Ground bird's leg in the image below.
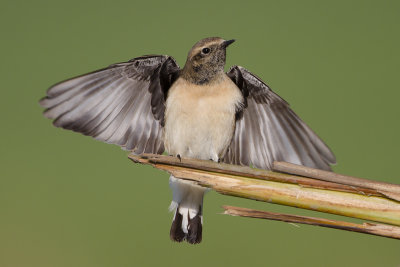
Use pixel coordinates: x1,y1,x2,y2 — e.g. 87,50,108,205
177,154,182,162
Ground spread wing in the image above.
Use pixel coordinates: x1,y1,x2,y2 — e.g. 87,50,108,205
40,55,180,154
224,66,336,171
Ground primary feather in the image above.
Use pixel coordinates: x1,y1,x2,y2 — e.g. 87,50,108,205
40,55,180,153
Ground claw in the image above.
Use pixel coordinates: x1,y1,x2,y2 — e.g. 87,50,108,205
209,157,220,163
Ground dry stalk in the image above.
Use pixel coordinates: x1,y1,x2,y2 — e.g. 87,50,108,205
129,153,400,239
223,206,400,239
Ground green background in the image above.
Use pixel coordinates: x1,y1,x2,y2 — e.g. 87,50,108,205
1,0,399,266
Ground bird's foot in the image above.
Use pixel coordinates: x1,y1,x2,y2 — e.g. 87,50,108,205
209,154,220,163
177,154,182,162
209,158,220,163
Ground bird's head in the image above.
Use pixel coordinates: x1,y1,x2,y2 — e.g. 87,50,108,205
182,37,235,85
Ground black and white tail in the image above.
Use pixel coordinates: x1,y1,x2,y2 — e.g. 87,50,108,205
169,176,206,244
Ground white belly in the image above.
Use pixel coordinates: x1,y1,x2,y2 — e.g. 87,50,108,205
163,76,243,161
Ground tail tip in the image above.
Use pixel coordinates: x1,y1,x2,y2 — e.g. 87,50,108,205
186,214,202,244
170,208,203,244
170,211,186,242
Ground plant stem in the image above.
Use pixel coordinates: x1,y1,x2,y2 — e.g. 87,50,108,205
223,206,400,240
129,154,400,227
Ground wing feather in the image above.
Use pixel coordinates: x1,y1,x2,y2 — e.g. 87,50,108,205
40,55,180,153
225,66,335,171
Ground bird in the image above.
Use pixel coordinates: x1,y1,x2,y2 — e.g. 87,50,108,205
40,37,336,244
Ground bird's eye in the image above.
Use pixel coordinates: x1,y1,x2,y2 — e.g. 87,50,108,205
202,47,211,54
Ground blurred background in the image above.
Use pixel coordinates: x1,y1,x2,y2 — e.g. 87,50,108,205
1,0,399,266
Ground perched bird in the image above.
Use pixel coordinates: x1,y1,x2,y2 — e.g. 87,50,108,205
40,37,336,244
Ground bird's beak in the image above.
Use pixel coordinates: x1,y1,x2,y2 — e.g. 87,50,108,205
221,39,236,48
